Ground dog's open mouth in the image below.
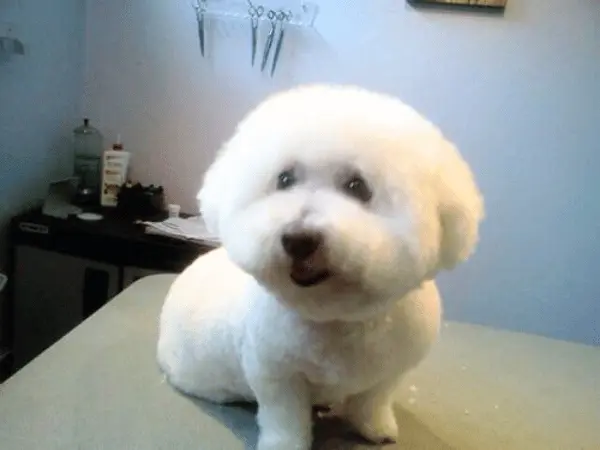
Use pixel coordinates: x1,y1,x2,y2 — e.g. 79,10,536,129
290,261,332,287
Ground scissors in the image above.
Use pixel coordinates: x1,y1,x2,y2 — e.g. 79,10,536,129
194,0,207,57
249,4,264,66
270,11,292,77
261,10,278,72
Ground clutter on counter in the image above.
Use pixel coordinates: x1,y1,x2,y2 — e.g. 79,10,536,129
116,182,165,219
60,119,208,243
42,177,166,222
138,215,220,247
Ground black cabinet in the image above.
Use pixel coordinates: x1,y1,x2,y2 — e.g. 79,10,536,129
13,247,120,368
5,208,214,373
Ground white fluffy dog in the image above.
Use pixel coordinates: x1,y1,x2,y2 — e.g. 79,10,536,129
157,84,484,450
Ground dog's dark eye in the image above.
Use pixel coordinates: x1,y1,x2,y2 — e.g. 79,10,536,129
343,174,372,203
277,169,296,190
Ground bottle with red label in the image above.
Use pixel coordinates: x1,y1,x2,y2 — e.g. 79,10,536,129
101,134,131,207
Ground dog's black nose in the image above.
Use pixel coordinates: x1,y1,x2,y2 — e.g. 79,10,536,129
281,232,323,260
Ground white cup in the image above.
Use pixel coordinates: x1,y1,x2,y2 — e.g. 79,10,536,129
167,204,181,218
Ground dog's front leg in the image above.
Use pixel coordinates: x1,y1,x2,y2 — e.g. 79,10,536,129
250,374,312,450
343,378,400,444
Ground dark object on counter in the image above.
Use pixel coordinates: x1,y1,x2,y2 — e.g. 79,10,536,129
116,182,165,219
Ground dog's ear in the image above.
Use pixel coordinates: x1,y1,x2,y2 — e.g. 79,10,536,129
436,142,484,270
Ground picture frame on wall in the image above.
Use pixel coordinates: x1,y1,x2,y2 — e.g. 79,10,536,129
407,0,507,10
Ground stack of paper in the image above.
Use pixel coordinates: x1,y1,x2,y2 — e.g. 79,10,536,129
140,216,220,246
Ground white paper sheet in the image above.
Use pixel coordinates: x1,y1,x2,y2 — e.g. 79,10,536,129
140,216,220,246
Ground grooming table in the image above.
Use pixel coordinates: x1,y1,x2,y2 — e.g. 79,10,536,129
1,274,598,449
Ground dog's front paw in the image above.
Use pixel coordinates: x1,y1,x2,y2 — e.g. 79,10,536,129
257,433,310,450
347,404,398,445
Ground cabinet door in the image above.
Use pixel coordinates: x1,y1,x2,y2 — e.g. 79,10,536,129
13,246,119,370
122,266,174,290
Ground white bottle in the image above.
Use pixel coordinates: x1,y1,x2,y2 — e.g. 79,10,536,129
100,135,131,207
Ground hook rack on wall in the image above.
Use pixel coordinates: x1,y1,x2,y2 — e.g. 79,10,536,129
192,0,319,77
194,0,319,29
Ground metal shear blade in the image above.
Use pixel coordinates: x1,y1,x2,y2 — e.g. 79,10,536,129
271,28,285,76
261,10,277,72
270,12,290,77
249,5,264,66
251,22,257,66
196,1,206,57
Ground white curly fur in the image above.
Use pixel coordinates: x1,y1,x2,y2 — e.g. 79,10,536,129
157,84,484,450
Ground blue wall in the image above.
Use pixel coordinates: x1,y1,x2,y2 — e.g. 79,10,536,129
0,0,86,337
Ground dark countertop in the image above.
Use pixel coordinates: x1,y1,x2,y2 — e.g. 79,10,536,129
10,207,217,272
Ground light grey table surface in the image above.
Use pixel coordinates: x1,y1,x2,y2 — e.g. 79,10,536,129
0,274,598,450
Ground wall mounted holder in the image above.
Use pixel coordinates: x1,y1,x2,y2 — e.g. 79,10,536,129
192,0,319,77
0,23,24,56
194,0,319,29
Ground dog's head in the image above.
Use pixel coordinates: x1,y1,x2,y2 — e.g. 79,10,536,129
198,85,484,322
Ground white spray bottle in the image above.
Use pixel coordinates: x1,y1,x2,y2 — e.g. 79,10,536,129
100,134,131,207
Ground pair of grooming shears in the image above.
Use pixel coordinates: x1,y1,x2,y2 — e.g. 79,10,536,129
195,0,207,57
249,4,265,66
261,10,292,77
